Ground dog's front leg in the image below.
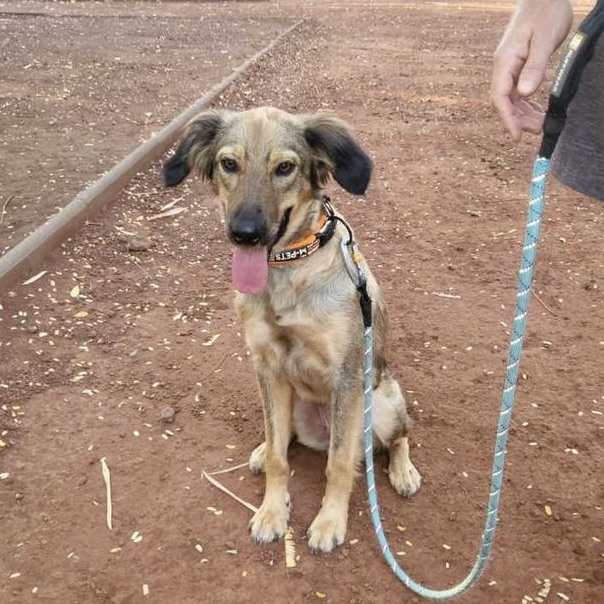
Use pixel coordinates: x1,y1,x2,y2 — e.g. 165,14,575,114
249,371,293,544
307,384,363,553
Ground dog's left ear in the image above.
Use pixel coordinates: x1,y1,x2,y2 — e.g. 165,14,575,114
303,113,373,195
164,111,224,187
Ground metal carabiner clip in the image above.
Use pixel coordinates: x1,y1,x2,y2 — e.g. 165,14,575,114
340,237,366,289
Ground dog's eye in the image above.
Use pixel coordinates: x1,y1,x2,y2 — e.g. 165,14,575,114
275,161,296,177
220,158,238,173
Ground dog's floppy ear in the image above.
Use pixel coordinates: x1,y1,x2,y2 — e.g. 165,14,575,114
164,111,224,187
303,113,373,195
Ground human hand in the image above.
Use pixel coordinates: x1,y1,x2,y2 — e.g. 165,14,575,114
491,0,573,141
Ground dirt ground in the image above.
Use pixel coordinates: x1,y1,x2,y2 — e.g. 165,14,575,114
1,1,602,603
0,0,296,254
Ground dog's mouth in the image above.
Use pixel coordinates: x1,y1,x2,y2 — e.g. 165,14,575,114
230,208,292,295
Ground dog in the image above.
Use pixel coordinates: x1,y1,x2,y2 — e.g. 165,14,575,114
164,107,421,553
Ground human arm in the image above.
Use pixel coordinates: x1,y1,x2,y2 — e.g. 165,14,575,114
491,0,574,140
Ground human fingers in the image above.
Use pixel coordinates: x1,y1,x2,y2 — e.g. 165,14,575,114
516,40,554,97
513,98,545,135
491,54,525,141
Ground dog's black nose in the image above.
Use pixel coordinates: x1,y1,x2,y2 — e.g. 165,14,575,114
228,205,267,246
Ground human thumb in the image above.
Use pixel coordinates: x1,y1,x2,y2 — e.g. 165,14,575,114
517,61,547,96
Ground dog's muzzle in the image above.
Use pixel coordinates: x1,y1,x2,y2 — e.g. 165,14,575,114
228,204,268,246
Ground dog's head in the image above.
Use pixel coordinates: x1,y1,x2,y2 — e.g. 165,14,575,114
163,107,372,294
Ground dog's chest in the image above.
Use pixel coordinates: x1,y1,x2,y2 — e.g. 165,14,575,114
276,317,335,396
240,302,349,401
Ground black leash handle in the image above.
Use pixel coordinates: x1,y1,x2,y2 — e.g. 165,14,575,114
539,0,604,158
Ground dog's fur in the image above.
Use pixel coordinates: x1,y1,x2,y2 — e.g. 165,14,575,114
164,107,421,553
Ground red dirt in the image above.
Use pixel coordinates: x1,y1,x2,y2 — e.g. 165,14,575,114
1,2,602,604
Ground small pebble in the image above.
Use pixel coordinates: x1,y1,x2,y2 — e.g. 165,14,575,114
160,406,176,423
128,238,153,252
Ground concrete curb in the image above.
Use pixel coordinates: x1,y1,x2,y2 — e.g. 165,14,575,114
0,18,305,292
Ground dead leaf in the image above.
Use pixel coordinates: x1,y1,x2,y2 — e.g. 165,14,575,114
22,270,48,285
202,334,220,347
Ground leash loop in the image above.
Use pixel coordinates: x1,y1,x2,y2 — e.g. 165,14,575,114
360,156,549,599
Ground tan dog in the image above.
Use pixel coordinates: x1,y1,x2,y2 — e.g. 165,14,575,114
164,107,421,553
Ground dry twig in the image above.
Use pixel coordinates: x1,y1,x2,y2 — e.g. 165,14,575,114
100,457,113,530
0,194,13,226
199,352,229,383
209,461,249,476
202,469,258,513
532,290,557,316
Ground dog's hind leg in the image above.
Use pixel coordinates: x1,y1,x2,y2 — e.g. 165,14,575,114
249,441,267,474
372,372,422,497
387,433,422,497
249,373,294,544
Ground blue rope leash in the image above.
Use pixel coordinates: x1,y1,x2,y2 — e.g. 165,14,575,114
362,156,550,599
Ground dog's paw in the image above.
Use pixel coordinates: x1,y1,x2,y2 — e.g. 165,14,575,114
248,442,266,475
389,461,422,497
307,506,347,553
249,494,290,544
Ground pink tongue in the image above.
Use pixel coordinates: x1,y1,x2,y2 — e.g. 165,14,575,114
231,246,269,294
